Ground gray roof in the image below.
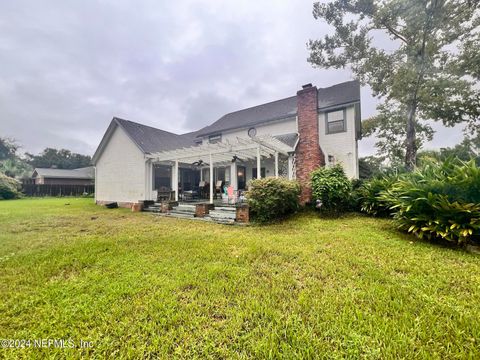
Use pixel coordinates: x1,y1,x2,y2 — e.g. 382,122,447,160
195,80,360,137
115,118,198,153
274,133,298,148
92,80,359,163
33,166,94,179
92,117,199,163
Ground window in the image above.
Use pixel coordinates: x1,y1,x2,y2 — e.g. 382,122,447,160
209,134,222,144
252,168,266,179
326,109,346,134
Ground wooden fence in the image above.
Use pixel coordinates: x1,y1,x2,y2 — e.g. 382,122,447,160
22,184,95,197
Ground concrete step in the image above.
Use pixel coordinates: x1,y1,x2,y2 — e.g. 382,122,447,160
213,206,236,212
209,211,236,220
165,212,195,219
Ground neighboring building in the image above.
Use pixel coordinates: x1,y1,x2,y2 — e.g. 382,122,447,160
31,167,95,185
93,80,361,207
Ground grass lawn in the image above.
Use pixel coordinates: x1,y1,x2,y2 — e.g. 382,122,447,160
0,198,479,359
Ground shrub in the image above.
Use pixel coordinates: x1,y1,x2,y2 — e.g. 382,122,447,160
0,172,21,200
311,165,352,212
381,159,480,245
247,178,300,223
357,175,399,217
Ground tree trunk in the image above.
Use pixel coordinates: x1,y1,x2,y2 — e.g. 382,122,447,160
405,100,417,171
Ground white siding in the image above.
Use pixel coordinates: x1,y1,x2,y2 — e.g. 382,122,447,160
319,105,359,178
95,126,146,203
200,118,297,144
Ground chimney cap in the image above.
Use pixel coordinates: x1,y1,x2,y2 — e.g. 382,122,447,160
302,83,313,89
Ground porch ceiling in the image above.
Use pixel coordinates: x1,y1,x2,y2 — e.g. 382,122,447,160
146,135,295,164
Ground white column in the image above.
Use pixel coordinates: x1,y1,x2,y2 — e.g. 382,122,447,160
200,168,203,182
274,152,279,178
145,160,152,200
230,161,237,190
174,159,179,201
209,153,214,204
288,155,293,180
256,146,261,179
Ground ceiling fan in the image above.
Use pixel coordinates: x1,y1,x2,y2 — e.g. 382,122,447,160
192,160,209,166
231,155,243,163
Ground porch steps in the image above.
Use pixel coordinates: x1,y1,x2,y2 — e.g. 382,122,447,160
144,202,238,224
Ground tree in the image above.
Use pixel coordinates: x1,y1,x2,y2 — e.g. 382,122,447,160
0,137,19,161
26,148,92,169
309,0,480,170
358,155,384,179
362,101,434,166
0,137,31,179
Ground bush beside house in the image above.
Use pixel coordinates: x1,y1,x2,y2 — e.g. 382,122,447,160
311,165,352,213
247,178,300,223
0,172,21,200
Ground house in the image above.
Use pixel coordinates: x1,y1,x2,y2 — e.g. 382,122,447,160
31,167,95,185
92,80,361,207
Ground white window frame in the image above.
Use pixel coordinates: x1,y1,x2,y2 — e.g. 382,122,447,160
325,108,347,134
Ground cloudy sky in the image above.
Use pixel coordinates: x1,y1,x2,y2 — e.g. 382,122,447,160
0,0,464,157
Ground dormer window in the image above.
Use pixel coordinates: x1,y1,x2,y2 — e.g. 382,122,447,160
209,134,222,144
326,109,346,134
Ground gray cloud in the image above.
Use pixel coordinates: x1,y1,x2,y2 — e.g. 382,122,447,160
0,0,463,157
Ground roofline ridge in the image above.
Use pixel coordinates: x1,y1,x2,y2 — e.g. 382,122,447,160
114,117,183,137
220,95,297,118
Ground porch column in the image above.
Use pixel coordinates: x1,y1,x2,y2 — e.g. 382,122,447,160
274,152,279,179
209,153,214,204
230,161,237,190
174,159,179,201
145,160,153,200
288,155,293,180
257,145,261,179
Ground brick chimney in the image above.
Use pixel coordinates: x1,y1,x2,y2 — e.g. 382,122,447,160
295,83,325,205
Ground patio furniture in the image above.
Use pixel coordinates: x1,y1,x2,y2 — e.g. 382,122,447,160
157,187,175,202
214,180,223,199
182,190,198,201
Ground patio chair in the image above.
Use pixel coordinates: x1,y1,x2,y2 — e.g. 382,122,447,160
214,180,223,199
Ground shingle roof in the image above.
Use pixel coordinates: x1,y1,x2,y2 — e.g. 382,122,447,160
115,118,198,153
92,80,360,163
195,80,360,137
33,166,94,179
274,133,298,148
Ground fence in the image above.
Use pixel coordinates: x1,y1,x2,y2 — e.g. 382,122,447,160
22,184,95,197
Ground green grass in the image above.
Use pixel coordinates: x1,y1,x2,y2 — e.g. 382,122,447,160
0,198,479,359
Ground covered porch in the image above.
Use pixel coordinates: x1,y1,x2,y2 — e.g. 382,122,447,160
144,135,296,205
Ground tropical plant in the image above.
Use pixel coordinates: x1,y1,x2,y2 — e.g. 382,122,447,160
381,159,480,245
357,175,400,217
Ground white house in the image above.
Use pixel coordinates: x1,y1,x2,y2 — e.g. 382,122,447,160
92,80,361,207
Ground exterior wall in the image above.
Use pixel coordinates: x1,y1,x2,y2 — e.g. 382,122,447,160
41,178,94,185
200,117,297,144
95,126,146,204
319,105,359,179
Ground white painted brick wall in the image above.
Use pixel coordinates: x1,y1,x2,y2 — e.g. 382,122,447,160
95,126,146,203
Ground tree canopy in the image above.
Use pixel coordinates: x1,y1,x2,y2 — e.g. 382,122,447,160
309,0,480,169
26,148,92,170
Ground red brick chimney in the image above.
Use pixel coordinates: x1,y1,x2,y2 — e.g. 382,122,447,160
296,83,325,205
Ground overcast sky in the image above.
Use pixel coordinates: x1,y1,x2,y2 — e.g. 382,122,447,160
0,0,464,157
